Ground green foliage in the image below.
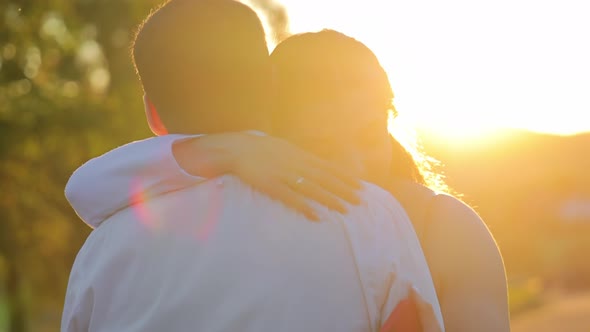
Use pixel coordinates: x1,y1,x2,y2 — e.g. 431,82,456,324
2,1,168,330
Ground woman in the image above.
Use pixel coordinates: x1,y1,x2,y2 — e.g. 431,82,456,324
173,30,510,331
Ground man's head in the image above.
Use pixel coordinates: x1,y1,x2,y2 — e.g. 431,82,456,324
132,0,272,135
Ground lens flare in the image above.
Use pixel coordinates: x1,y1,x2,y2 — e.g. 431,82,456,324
195,180,224,242
130,177,159,231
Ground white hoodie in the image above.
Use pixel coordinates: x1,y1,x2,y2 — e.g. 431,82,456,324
61,134,444,332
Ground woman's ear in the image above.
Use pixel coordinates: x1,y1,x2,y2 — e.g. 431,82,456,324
144,95,168,136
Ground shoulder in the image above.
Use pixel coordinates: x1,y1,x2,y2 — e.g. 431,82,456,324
430,194,483,225
427,193,500,257
425,194,506,293
84,134,200,167
359,182,418,229
65,134,203,228
385,179,436,236
428,194,495,246
425,197,510,330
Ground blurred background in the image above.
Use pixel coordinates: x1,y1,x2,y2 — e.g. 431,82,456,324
1,0,589,331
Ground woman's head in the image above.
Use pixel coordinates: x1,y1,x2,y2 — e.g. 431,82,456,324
271,30,394,119
270,29,436,188
270,30,394,184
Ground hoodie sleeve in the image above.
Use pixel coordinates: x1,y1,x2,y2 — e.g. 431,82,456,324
65,134,205,228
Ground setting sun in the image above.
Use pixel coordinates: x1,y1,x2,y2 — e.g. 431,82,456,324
273,0,590,140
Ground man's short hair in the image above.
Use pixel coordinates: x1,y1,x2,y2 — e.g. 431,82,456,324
132,0,271,134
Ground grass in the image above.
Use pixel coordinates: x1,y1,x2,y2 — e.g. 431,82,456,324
509,277,545,316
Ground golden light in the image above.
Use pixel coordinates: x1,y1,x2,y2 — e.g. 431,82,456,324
275,0,590,141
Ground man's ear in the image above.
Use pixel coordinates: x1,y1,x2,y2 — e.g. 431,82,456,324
144,95,168,136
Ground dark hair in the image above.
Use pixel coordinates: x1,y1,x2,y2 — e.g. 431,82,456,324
132,0,271,134
270,29,447,191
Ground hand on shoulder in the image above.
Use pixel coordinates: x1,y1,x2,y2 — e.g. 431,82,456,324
172,132,363,221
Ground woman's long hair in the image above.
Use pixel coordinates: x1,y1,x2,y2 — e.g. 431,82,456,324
270,29,448,193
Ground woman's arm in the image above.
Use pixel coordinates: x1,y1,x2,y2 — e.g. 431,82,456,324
172,132,362,220
66,133,362,227
424,195,510,331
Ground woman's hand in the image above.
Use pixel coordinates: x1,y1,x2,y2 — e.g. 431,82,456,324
173,132,362,221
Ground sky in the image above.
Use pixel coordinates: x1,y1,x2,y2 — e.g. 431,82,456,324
275,0,590,137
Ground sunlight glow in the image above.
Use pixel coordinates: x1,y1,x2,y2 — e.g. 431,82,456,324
277,0,590,140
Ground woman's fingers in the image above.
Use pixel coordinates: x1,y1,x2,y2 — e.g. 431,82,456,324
233,157,322,221
304,154,363,189
246,163,349,219
237,136,362,215
289,176,348,214
298,166,361,206
261,136,362,192
256,177,320,222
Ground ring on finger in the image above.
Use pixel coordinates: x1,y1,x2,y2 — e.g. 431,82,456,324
294,176,305,186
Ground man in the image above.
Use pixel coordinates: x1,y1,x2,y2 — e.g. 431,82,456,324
61,1,443,331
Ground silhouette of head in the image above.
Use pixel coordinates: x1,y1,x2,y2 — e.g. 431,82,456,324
132,0,272,135
270,29,396,184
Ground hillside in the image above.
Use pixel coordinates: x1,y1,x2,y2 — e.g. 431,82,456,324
416,129,590,284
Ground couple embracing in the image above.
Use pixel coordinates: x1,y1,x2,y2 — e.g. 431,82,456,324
61,0,509,331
